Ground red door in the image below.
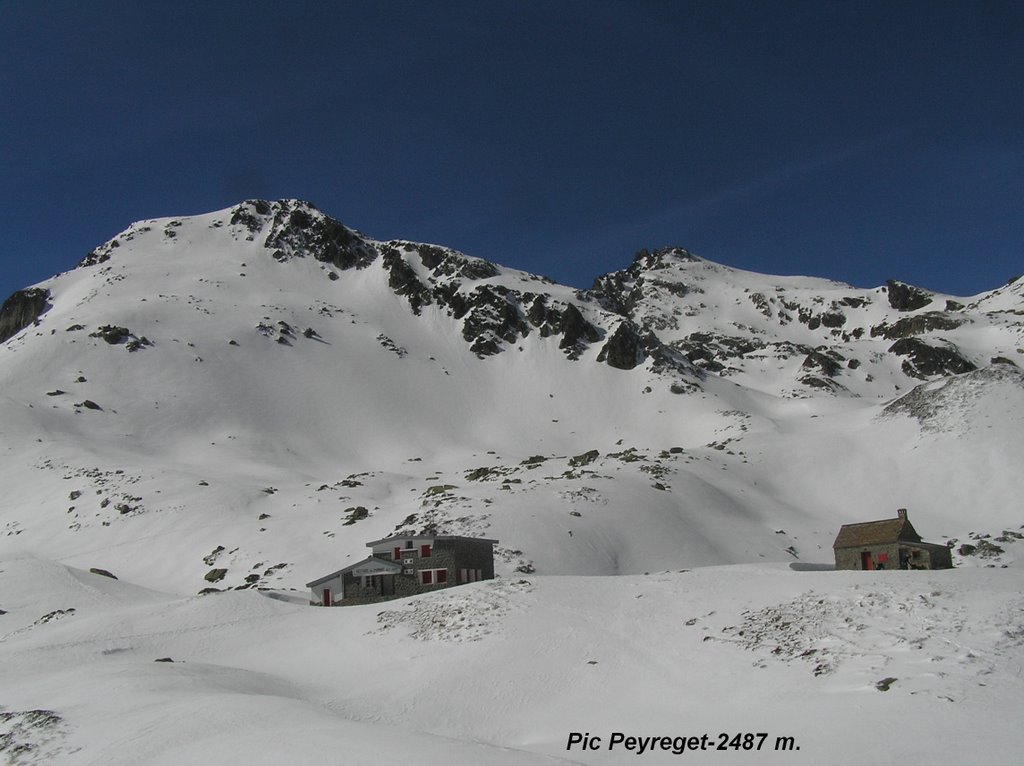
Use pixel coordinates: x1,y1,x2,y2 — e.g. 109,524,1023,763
322,588,331,606
860,552,874,571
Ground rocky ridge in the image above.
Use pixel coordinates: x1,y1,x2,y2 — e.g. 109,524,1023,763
61,200,1024,399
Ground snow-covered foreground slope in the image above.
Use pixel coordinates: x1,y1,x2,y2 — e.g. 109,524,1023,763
2,557,1022,765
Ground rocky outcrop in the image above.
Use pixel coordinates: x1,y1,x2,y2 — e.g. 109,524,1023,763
0,287,50,344
871,312,965,340
231,199,378,271
885,280,933,311
460,285,531,357
590,247,700,316
889,338,976,379
597,320,647,370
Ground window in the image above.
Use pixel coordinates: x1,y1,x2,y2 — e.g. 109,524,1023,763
419,568,447,586
420,544,432,558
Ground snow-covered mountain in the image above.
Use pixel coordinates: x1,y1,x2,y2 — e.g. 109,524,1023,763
2,198,1021,588
1,200,1022,764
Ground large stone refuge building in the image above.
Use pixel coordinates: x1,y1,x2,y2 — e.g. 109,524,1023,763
306,533,498,606
833,508,952,570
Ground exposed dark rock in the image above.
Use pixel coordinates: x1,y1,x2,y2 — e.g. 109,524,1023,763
342,506,370,525
461,285,530,357
799,375,840,391
992,356,1018,367
230,200,377,271
597,320,647,370
204,568,228,583
89,567,117,579
959,539,1004,558
558,303,601,354
230,199,271,231
465,467,501,481
89,325,131,344
76,400,102,411
801,350,843,378
885,280,933,311
79,248,112,267
381,245,432,314
870,312,965,340
589,248,700,317
269,202,377,270
569,449,600,467
404,241,500,280
590,247,698,315
889,338,977,379
819,311,847,328
0,287,50,344
672,332,770,377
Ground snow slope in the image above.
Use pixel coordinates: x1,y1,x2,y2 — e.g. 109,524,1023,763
2,558,1022,765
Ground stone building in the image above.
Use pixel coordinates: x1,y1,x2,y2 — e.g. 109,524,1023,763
833,508,952,570
306,534,498,606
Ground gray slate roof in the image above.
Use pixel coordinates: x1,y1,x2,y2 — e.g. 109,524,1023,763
833,513,922,549
305,555,402,588
364,533,499,548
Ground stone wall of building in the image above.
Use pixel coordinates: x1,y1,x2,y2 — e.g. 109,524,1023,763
835,542,900,570
339,538,496,603
835,541,952,570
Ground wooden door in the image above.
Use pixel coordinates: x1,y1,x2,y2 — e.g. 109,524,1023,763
860,552,874,571
322,588,331,606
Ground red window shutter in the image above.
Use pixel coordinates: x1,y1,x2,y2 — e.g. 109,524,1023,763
422,570,433,585
394,547,401,560
421,544,431,558
437,570,447,584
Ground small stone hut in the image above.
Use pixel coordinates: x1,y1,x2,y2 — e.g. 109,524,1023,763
833,509,952,570
306,533,497,606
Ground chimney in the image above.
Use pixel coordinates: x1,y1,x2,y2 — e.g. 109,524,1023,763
896,508,908,520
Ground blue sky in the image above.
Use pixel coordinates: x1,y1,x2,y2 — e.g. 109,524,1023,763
2,0,1021,304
